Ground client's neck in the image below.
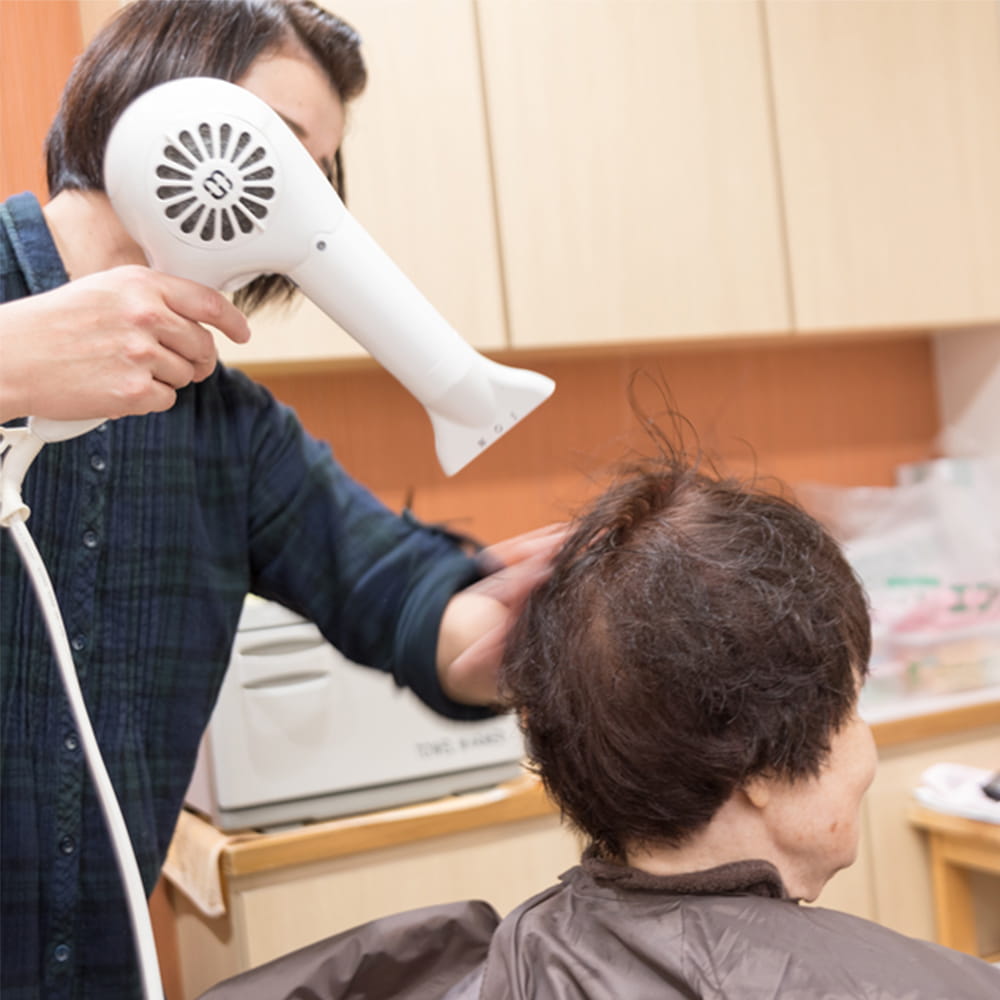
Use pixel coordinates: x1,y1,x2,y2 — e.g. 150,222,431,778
623,793,826,903
43,189,147,280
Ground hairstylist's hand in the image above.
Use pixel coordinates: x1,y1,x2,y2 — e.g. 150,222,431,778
0,265,251,424
436,523,567,706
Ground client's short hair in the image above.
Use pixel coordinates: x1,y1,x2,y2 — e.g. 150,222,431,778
501,433,871,858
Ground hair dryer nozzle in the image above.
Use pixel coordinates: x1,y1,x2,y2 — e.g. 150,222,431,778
427,360,554,476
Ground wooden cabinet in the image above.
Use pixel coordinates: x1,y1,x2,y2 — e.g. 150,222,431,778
765,0,1000,333
222,0,1000,365
219,0,506,367
865,721,1000,950
476,0,791,348
15,1,1000,368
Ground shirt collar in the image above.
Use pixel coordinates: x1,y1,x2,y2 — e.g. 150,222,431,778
1,192,70,298
577,844,789,899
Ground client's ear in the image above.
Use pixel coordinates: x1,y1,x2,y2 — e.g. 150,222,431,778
743,776,773,811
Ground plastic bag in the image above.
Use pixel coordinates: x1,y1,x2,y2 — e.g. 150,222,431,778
798,457,1000,708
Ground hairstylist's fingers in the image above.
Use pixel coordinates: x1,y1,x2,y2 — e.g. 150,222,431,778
158,273,252,346
464,547,556,607
476,522,568,574
147,342,204,391
145,315,219,384
143,381,179,414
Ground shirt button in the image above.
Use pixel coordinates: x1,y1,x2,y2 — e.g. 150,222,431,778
54,943,71,963
71,634,87,652
82,530,99,549
59,836,76,855
90,454,107,472
64,733,79,752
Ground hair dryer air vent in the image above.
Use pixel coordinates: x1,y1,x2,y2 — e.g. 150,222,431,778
154,118,277,247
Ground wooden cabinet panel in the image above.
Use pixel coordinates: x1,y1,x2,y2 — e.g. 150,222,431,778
867,726,1000,945
476,0,791,348
766,0,1000,333
221,0,506,367
233,817,581,970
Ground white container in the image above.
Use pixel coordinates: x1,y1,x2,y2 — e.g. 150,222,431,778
187,598,524,830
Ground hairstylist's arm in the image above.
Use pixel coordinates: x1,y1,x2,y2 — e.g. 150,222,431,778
436,523,566,705
0,265,251,423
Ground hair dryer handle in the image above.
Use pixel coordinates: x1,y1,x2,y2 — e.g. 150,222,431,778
0,418,104,526
29,417,106,443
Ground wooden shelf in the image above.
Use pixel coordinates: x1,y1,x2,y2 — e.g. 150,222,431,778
220,773,557,878
871,698,1000,749
908,802,1000,959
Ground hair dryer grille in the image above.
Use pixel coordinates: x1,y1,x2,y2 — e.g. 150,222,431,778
153,119,277,246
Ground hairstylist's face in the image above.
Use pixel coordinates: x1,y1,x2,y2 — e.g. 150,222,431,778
236,41,346,183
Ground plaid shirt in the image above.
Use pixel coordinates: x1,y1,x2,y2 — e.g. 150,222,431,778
1,193,485,999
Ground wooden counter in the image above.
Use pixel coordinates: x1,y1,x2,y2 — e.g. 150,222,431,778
219,772,555,880
868,690,1000,749
908,803,1000,961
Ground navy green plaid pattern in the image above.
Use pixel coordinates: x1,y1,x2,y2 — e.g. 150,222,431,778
1,193,485,998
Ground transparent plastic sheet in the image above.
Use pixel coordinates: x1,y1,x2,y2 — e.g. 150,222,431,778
798,457,1000,709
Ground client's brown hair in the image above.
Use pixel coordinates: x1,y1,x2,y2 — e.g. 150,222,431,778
501,423,871,858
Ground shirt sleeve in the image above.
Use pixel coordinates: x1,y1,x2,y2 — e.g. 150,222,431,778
231,369,494,720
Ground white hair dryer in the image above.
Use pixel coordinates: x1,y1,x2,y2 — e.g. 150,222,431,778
103,76,554,475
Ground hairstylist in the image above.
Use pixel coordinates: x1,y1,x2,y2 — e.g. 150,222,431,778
0,3,559,997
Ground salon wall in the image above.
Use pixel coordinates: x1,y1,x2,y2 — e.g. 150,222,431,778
254,334,939,544
934,325,1000,458
0,1,122,196
0,2,81,196
0,2,941,545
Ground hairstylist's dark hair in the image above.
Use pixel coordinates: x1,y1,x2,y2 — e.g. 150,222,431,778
501,415,871,859
45,0,366,313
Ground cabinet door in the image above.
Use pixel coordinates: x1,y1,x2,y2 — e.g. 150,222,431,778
221,0,505,368
476,0,790,348
766,0,1000,333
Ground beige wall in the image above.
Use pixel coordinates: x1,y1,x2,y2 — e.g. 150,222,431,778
934,327,1000,457
78,0,124,42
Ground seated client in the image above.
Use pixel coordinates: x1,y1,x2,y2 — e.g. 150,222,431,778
202,438,998,999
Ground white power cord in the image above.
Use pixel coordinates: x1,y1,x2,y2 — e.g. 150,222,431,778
0,420,165,1000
